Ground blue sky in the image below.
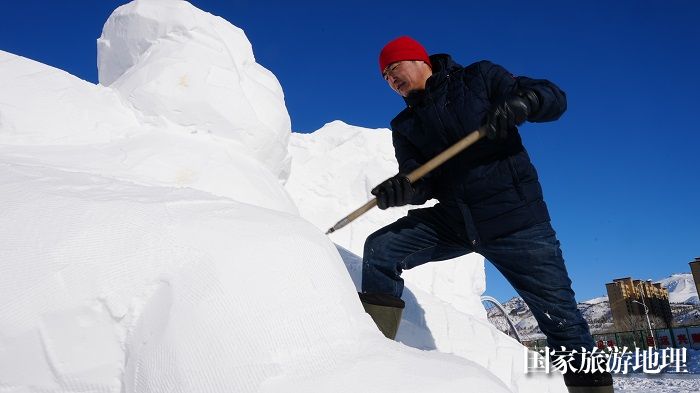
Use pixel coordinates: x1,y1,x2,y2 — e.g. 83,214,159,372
1,1,698,303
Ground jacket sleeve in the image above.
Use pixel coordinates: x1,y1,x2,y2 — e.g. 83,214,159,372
391,128,434,205
478,60,567,122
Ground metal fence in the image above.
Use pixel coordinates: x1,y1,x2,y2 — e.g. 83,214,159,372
523,325,700,350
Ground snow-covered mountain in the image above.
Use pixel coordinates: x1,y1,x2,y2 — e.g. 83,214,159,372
0,1,567,393
658,273,699,304
485,297,614,340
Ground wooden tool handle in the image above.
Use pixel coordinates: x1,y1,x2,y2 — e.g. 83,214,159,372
326,127,487,235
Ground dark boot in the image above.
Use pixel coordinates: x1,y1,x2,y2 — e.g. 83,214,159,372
564,370,614,393
358,292,405,340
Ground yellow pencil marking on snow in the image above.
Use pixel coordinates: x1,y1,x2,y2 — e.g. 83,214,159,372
175,169,196,184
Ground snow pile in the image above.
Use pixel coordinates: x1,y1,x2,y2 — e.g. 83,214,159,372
0,1,568,392
657,274,699,305
2,162,508,393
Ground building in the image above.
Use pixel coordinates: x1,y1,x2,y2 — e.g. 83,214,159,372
605,277,673,332
690,257,700,301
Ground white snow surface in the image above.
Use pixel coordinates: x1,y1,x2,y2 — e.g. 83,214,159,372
613,349,700,392
583,296,610,305
0,1,569,392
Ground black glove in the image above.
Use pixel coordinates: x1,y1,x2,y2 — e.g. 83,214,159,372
486,90,540,140
371,174,414,210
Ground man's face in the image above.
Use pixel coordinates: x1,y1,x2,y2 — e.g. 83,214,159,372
383,60,431,97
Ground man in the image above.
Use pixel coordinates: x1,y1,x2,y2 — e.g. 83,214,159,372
359,36,613,392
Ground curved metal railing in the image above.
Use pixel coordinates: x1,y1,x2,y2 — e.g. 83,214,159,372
481,295,523,343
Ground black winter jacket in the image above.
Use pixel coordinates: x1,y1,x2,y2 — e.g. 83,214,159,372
390,54,567,245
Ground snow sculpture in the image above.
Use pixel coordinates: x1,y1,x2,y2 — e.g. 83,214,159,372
0,1,566,392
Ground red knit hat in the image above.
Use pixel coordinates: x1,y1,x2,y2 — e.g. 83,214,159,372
379,36,431,74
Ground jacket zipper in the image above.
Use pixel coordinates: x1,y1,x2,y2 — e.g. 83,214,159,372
507,156,526,201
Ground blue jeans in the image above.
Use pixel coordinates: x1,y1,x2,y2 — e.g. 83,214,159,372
361,204,595,351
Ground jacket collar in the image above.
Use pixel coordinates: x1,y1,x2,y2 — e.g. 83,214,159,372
428,53,462,74
403,54,462,107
